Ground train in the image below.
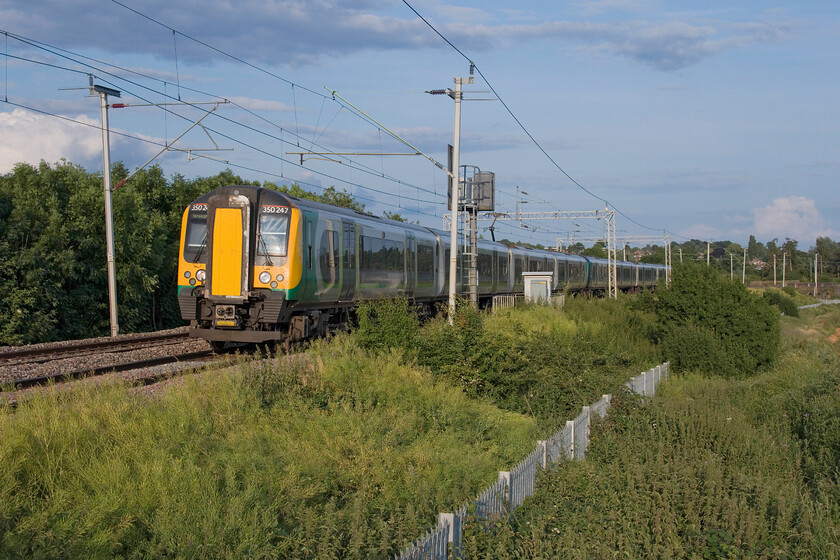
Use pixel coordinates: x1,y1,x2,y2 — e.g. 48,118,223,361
177,185,667,348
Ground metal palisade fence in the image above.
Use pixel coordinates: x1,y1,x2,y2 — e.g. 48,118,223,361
394,361,670,560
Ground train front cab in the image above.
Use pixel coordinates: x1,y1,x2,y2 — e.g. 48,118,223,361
177,186,301,344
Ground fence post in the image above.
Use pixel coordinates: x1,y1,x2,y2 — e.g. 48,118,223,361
574,406,590,460
537,440,547,469
498,471,511,506
564,420,574,459
438,512,462,559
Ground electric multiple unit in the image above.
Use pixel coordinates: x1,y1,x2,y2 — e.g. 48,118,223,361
177,185,667,347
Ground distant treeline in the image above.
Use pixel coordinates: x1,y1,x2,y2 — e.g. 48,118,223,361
0,161,357,345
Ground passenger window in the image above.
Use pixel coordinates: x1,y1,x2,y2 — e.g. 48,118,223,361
320,230,338,285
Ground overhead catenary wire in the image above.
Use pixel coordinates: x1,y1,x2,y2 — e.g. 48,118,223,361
2,32,449,218
400,0,671,237
1,31,444,201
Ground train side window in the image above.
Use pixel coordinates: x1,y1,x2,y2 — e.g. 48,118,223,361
478,253,492,278
320,230,338,285
498,254,508,280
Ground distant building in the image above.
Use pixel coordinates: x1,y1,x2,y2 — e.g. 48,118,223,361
751,258,767,270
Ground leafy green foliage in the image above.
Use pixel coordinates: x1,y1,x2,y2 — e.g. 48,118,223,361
358,298,659,433
762,288,800,317
461,309,840,558
643,262,781,377
354,297,420,354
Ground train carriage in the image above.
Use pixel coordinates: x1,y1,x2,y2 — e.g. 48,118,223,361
178,185,667,346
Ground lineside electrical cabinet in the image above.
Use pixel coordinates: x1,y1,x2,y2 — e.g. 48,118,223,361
522,272,553,304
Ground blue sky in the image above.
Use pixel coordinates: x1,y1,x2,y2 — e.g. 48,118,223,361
1,0,838,248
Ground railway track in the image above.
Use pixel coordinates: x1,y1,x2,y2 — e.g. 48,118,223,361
6,349,216,392
0,331,192,365
0,329,219,396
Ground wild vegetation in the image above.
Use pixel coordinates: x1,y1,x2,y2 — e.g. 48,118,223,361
461,304,840,559
0,337,536,558
356,296,660,433
0,293,667,558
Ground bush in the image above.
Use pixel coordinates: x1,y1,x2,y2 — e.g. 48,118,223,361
353,297,420,355
782,285,798,298
415,299,658,432
647,262,780,377
763,289,800,317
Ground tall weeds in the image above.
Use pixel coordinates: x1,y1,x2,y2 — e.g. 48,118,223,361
461,306,840,558
0,337,536,558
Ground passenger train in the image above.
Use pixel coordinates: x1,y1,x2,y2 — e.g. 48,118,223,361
177,185,667,348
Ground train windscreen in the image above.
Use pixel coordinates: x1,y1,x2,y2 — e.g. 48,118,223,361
183,203,208,263
257,209,290,258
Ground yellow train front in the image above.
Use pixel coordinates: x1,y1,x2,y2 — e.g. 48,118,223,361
176,185,444,348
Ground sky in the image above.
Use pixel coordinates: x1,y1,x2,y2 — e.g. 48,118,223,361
1,0,838,249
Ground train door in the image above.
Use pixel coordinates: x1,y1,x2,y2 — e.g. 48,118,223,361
207,196,250,301
406,232,416,296
340,221,357,301
302,214,316,300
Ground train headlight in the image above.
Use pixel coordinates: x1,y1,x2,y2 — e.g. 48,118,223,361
183,271,191,278
276,274,284,282
196,269,206,282
259,271,272,284
189,278,196,286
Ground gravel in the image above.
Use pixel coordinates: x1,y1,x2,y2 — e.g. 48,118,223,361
0,328,213,385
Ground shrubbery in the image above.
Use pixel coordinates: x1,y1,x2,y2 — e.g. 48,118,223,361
354,297,420,354
353,297,659,432
762,288,800,317
641,262,780,377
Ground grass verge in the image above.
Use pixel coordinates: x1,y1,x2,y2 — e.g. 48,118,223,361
461,305,840,559
0,336,536,558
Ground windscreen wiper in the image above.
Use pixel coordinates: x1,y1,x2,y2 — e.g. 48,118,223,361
193,233,207,263
258,235,274,266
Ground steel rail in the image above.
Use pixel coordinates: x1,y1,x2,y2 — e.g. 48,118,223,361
5,350,214,392
0,332,190,362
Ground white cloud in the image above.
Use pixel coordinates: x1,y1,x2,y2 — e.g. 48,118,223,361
752,196,839,243
0,108,162,174
0,108,103,173
1,1,791,72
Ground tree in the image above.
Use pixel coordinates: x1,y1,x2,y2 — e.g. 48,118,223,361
815,237,839,278
644,262,780,378
748,234,768,260
382,211,406,222
580,241,607,258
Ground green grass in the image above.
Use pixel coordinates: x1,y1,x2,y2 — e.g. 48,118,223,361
460,307,840,559
0,336,537,558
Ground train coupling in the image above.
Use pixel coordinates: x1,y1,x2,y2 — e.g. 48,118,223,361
213,304,240,328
